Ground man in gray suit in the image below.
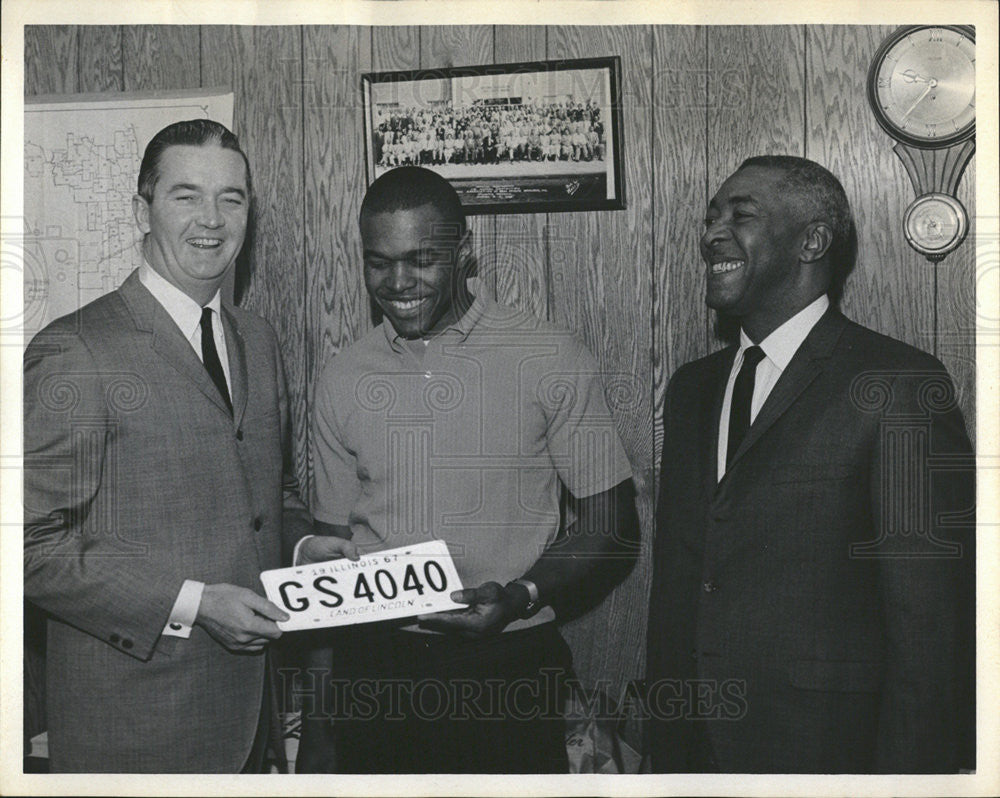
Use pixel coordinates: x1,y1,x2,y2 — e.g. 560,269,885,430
24,119,353,772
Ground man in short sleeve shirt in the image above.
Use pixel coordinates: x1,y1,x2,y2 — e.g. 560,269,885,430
297,166,639,774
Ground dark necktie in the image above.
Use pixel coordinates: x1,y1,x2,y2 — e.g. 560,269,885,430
726,345,765,469
200,307,232,414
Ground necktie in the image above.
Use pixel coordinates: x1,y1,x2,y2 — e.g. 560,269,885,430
200,307,232,414
727,345,765,469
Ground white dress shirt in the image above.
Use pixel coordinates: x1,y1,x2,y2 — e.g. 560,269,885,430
717,295,829,482
138,262,230,639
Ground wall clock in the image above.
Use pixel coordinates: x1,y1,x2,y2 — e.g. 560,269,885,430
867,25,976,262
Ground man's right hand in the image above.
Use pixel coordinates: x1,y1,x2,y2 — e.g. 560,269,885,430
194,583,290,652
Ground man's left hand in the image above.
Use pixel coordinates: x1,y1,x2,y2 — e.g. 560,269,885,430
416,581,522,638
297,535,360,565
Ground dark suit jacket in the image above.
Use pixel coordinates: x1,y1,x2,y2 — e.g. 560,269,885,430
24,271,313,772
646,309,975,773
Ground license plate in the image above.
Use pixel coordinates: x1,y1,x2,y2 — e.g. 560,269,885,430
259,539,465,631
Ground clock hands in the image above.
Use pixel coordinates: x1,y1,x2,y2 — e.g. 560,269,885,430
900,77,937,119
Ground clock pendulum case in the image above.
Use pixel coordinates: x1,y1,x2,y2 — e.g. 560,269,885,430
867,25,976,262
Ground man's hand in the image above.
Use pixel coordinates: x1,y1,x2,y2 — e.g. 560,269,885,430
194,583,289,652
416,581,522,638
297,535,360,565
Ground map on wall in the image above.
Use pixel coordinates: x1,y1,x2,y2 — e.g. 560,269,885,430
20,90,234,345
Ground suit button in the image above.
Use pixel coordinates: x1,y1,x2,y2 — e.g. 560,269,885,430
169,622,183,631
253,517,262,531
236,429,244,441
702,580,718,593
109,633,120,644
121,638,133,650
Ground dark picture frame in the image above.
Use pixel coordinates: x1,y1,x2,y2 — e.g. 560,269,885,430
361,56,625,214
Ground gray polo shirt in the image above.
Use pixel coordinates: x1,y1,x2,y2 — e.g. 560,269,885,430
311,294,632,630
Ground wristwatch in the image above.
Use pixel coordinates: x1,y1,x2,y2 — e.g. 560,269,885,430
506,578,541,619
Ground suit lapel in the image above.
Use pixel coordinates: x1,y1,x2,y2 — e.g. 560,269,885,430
704,347,737,497
118,271,235,421
221,306,249,429
725,308,848,472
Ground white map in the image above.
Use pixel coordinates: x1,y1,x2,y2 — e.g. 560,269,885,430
21,91,233,343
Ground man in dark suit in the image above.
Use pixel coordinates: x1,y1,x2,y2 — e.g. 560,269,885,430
24,119,353,772
645,155,975,773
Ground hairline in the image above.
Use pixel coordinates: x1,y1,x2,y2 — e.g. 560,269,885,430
359,200,468,241
140,141,252,205
735,162,835,229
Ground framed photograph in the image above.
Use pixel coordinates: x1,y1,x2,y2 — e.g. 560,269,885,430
362,56,625,214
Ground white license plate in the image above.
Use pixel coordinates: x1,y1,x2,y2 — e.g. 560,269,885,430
260,539,465,631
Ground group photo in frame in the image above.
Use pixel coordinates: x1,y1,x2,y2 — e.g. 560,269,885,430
362,56,625,214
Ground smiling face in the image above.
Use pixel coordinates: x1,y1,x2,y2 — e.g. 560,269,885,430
701,165,814,341
361,204,472,339
132,144,249,304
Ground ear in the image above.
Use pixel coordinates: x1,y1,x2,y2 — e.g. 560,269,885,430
800,221,833,264
132,194,151,235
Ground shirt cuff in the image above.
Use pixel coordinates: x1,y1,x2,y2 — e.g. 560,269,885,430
161,579,205,638
293,534,315,566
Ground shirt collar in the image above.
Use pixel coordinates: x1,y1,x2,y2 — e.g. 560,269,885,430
382,291,489,351
739,294,829,371
138,260,223,341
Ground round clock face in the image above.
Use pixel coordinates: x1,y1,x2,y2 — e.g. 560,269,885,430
868,25,976,148
903,193,968,258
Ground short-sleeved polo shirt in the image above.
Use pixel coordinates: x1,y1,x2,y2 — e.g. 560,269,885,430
311,294,632,629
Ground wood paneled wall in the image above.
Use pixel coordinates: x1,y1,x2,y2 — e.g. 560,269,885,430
24,25,977,711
